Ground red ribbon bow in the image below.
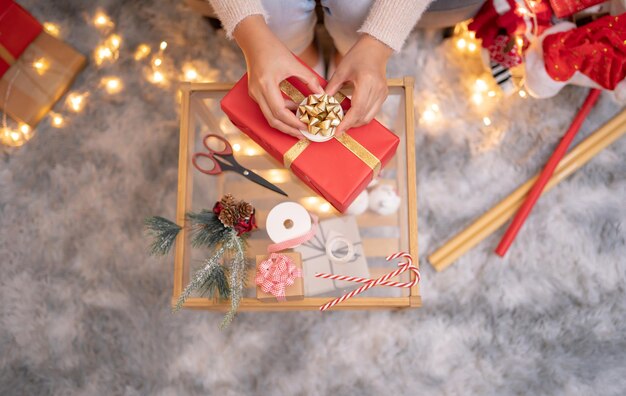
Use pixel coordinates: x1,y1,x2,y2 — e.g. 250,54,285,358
255,253,302,301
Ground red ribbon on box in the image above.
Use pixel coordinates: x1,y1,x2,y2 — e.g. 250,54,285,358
0,0,43,77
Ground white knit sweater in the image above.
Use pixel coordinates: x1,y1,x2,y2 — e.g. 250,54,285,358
209,0,433,52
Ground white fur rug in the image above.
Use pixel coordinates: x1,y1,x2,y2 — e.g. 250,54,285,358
1,1,625,395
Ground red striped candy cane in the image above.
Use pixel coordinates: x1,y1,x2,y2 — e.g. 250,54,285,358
315,252,420,311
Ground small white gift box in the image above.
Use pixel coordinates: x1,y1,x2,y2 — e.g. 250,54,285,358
295,216,370,296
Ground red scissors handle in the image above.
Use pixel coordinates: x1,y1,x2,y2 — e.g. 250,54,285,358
192,152,222,175
202,134,232,155
192,134,235,175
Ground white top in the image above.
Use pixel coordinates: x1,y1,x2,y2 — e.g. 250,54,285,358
208,0,433,52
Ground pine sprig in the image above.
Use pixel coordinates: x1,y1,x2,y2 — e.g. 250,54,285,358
187,210,229,249
197,264,230,300
144,216,182,255
221,234,247,329
173,232,236,311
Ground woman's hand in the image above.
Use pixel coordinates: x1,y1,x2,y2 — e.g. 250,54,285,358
234,16,324,137
325,35,392,136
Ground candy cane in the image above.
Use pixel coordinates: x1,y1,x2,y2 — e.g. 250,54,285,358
315,252,420,311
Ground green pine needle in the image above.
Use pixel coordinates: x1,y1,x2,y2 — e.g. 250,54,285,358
187,210,229,249
144,216,182,255
197,264,230,300
220,235,247,329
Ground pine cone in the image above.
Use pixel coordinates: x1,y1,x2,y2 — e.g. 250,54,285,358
220,194,236,208
235,201,253,219
218,206,236,227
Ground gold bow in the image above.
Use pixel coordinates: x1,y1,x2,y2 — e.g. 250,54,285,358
297,94,343,137
279,80,381,176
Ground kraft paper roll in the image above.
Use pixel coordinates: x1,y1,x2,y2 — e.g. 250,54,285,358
266,202,312,244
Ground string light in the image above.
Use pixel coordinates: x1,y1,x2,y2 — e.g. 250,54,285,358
483,117,492,126
468,42,477,52
19,124,30,134
66,92,88,112
159,41,168,51
319,203,332,213
43,22,61,37
232,143,241,152
94,34,121,65
244,147,258,156
488,90,497,97
519,89,527,98
149,71,164,84
471,93,484,105
456,38,467,50
475,79,488,92
421,103,440,124
266,169,289,184
93,11,113,29
108,34,121,49
1,128,24,147
32,58,49,75
153,58,162,67
50,112,65,128
134,44,151,61
183,64,198,81
100,76,123,94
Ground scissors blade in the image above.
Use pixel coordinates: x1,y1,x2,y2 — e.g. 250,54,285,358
237,168,288,197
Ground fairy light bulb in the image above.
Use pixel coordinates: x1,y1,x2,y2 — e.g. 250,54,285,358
108,34,121,49
232,143,241,152
468,42,477,52
50,113,64,127
93,11,113,29
422,109,436,122
475,79,488,92
43,22,61,37
488,90,496,97
134,44,151,61
66,92,87,112
101,76,123,94
32,58,49,75
184,67,198,81
153,58,162,67
319,203,331,213
152,71,164,83
471,93,484,105
421,103,440,123
94,46,113,65
456,38,467,50
483,117,492,126
159,41,168,51
519,90,527,98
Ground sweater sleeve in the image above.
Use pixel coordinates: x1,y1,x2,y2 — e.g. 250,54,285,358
208,0,268,39
358,0,434,52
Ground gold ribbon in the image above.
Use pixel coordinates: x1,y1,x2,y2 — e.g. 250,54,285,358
0,44,17,65
279,80,380,176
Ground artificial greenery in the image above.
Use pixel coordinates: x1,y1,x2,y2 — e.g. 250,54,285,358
144,216,182,255
145,194,255,328
187,209,229,249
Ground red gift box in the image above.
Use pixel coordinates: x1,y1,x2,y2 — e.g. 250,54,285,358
0,0,86,127
221,61,399,213
0,0,42,77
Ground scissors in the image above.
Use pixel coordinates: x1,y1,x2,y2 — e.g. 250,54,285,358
192,134,288,197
